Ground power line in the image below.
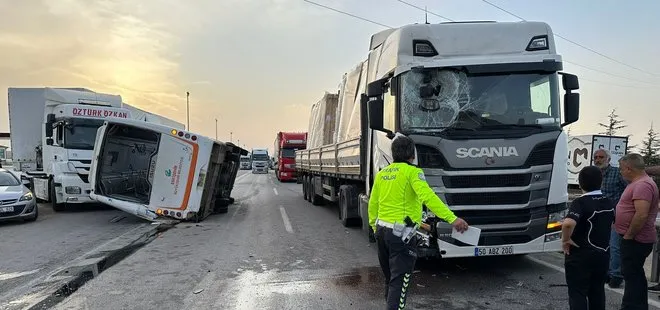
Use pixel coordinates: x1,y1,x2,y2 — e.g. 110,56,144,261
302,0,392,28
302,0,658,87
396,0,455,22
479,0,660,78
564,60,657,86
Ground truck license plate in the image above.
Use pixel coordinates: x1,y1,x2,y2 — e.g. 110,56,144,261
0,206,15,213
474,246,514,256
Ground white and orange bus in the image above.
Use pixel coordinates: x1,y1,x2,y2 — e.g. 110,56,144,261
89,118,246,221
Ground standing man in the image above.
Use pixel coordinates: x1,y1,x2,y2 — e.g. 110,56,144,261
593,148,628,288
615,153,659,309
369,135,468,309
562,165,615,310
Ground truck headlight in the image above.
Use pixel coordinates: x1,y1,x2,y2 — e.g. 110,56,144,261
547,209,567,232
19,192,34,202
65,186,82,194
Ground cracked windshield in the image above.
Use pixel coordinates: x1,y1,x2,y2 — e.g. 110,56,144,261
0,1,658,310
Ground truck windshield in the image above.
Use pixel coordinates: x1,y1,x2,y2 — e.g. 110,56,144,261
399,69,561,133
95,123,159,204
240,157,250,163
252,154,269,161
64,120,104,150
281,149,296,158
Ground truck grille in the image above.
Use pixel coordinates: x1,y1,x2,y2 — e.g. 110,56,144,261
446,191,530,205
443,174,531,188
452,208,531,225
416,140,556,170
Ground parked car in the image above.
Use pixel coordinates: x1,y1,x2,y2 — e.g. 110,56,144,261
0,168,37,222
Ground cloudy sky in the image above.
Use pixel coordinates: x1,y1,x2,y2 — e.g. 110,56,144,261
1,0,659,152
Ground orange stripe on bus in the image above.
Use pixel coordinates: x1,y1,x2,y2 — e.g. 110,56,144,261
173,137,199,211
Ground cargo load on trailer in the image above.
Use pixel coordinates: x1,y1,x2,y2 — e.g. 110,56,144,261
89,119,247,221
296,21,581,258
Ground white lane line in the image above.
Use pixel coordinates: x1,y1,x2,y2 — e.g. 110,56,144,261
0,269,41,281
273,188,279,196
279,206,294,233
526,255,660,309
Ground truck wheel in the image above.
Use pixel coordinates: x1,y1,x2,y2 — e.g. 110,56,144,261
305,176,312,202
310,177,324,206
302,175,309,201
339,185,360,227
50,180,65,212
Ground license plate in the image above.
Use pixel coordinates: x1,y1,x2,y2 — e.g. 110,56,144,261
474,246,514,256
0,206,15,213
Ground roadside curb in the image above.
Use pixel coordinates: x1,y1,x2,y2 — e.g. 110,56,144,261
2,220,176,310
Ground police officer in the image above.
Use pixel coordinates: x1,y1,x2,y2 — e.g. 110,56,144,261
369,134,469,309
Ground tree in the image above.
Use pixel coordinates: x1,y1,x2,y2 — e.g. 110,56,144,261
598,109,627,136
640,123,660,165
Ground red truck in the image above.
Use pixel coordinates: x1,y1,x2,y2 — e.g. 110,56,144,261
274,132,307,182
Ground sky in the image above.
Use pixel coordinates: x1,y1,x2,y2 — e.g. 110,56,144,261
1,0,659,154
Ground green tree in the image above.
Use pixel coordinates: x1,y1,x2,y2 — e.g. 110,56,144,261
598,109,626,135
640,123,660,165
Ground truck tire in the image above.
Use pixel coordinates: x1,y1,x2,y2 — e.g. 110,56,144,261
302,175,309,201
310,177,324,206
339,185,361,227
50,179,65,212
305,176,312,202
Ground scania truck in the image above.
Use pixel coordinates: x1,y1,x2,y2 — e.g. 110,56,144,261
296,21,580,258
89,119,247,221
274,132,307,181
7,87,183,211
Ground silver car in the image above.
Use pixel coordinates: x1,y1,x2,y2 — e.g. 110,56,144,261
0,168,38,222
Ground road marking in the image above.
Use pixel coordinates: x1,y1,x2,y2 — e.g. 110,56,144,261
0,269,40,281
273,188,279,196
279,206,293,233
526,255,660,309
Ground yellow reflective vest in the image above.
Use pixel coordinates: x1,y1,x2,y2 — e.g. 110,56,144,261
368,162,457,232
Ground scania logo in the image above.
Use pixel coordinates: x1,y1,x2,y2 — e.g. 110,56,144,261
456,146,519,158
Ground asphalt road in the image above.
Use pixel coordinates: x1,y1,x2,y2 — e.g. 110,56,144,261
46,170,660,310
0,202,145,309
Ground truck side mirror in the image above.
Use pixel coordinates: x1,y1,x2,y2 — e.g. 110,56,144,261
560,72,579,91
46,138,54,146
45,113,55,137
367,77,388,97
367,98,395,138
561,93,579,127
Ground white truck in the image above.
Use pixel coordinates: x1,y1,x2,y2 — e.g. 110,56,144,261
568,134,628,186
89,119,246,221
251,148,269,174
240,155,251,170
7,87,183,211
296,21,580,258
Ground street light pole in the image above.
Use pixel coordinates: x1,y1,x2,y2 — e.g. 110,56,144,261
215,118,218,140
186,91,190,131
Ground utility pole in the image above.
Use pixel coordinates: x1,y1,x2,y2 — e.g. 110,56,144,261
186,91,190,130
230,132,233,142
237,139,240,146
215,118,218,140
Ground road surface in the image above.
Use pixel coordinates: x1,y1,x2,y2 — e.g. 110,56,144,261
0,202,145,309
49,171,660,310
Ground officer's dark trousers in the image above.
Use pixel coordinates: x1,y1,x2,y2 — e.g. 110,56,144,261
564,247,608,310
376,226,417,310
